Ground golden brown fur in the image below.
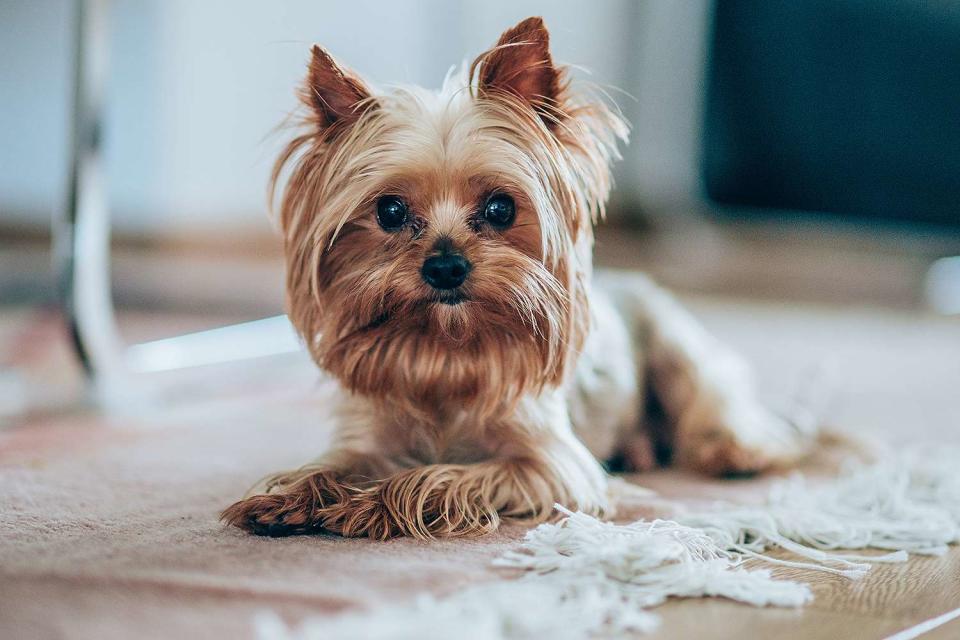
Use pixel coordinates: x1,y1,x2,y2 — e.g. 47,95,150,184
222,17,813,539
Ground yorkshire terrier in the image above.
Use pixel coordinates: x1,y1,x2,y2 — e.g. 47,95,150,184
222,17,810,539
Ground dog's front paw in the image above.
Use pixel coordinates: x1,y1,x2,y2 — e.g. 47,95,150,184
313,490,405,540
316,465,507,540
221,493,312,537
676,403,811,477
221,470,353,537
322,466,501,540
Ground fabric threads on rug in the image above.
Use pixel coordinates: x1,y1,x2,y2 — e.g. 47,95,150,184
257,449,960,640
674,451,959,579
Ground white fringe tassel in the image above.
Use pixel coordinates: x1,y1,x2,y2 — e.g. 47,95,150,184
257,449,959,640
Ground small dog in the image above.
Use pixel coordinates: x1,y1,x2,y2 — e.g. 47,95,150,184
223,17,810,539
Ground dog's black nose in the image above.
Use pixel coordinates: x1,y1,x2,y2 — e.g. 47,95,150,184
422,252,471,290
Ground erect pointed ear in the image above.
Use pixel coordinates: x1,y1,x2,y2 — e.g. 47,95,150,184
471,17,562,124
301,45,372,128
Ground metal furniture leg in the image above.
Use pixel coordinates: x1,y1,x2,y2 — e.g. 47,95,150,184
55,0,126,400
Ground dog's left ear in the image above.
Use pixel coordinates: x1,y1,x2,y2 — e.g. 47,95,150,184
471,16,562,125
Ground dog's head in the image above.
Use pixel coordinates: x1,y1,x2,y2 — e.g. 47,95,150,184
275,17,627,414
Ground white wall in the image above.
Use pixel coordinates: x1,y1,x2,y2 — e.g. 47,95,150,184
0,0,73,226
1,1,705,235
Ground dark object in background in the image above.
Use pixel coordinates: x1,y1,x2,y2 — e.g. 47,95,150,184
703,0,960,228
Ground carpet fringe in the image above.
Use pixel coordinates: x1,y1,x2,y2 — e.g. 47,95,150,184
257,447,960,639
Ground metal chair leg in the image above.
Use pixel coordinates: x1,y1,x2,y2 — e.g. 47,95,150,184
53,0,302,412
56,0,126,399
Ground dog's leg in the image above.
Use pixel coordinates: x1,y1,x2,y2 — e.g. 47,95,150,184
225,391,607,539
220,448,397,537
605,273,812,476
322,391,608,540
343,445,606,540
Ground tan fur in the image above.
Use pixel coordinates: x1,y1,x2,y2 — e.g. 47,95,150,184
222,17,813,539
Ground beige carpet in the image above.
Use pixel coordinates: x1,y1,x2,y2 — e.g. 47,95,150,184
1,296,958,639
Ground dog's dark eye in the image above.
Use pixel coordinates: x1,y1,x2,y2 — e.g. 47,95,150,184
483,194,515,229
376,196,408,231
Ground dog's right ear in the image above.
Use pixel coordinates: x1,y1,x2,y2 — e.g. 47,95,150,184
301,45,372,129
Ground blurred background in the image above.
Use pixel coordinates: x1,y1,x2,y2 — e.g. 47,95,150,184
1,0,959,417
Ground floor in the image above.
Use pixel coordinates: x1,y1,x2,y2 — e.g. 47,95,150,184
1,288,958,639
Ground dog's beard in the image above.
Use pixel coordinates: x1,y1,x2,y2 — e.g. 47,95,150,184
314,255,574,414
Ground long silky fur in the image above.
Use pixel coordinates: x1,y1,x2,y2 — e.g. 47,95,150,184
224,17,628,539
